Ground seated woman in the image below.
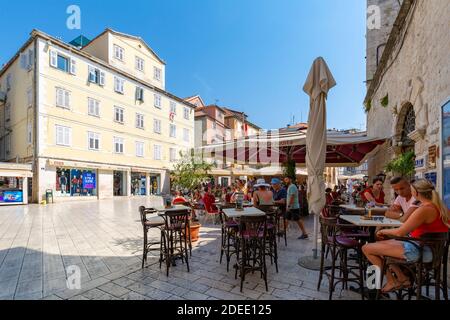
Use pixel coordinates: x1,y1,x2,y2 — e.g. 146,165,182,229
362,179,450,293
202,187,218,213
252,179,274,206
172,190,188,205
325,188,335,205
361,178,386,206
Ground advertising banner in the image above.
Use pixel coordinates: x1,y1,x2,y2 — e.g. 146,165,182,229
82,171,96,189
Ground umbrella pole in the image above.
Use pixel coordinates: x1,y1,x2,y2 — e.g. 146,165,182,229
313,214,319,259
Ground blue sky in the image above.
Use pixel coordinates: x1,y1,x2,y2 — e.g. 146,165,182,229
0,0,367,131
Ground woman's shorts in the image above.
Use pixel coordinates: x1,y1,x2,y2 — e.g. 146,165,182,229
285,208,301,221
403,241,433,263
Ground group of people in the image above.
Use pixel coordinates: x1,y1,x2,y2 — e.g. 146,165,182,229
170,176,311,240
360,177,450,293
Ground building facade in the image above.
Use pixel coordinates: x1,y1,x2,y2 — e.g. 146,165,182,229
0,29,195,202
365,0,450,202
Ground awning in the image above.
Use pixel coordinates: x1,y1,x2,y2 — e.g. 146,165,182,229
198,130,385,167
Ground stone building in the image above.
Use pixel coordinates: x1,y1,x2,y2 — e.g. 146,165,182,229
365,0,450,201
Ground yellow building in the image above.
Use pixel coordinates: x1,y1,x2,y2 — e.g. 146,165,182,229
0,29,195,203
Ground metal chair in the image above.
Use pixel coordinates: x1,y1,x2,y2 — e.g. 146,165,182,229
139,206,165,268
256,205,279,273
218,204,239,272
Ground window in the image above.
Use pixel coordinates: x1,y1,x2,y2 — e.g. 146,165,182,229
5,103,10,122
114,137,124,154
136,113,144,129
183,128,190,142
136,87,144,102
169,148,177,162
88,132,100,151
212,122,217,129
20,49,34,71
114,107,124,123
154,67,161,81
27,123,32,145
56,88,70,109
154,145,162,160
49,50,76,75
55,125,71,146
114,45,124,61
154,94,162,108
114,77,125,94
184,107,190,120
88,66,105,86
88,98,100,117
136,56,144,72
27,88,33,106
170,101,177,114
153,119,161,134
170,124,177,138
136,141,144,157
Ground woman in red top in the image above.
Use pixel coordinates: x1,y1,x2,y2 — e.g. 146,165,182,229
361,178,385,205
202,187,218,213
362,179,450,293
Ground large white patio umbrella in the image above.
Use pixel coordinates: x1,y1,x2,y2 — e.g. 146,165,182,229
299,57,336,268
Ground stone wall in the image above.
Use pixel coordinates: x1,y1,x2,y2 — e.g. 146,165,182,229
366,0,450,199
366,0,402,84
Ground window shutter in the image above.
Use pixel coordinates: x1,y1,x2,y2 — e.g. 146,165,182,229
64,91,70,108
135,87,139,100
28,49,34,69
20,52,27,69
56,89,63,106
70,58,77,75
50,50,57,67
64,128,70,146
56,126,63,144
99,71,105,86
88,66,95,82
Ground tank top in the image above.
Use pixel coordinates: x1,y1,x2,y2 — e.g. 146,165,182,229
411,203,449,238
361,188,385,204
255,191,274,206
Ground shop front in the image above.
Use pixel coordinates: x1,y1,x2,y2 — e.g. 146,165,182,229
56,167,97,198
0,163,33,205
149,174,161,195
114,171,127,196
131,172,147,196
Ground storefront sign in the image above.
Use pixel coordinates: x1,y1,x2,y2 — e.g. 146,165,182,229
415,157,425,169
428,145,437,169
82,172,96,189
0,191,23,203
425,172,437,187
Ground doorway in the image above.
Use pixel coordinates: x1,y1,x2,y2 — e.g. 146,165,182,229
113,171,127,196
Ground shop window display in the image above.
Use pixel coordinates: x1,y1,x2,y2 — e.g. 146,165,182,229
56,168,97,197
0,177,24,203
131,173,147,196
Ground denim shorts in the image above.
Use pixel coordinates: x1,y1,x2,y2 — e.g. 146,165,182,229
403,241,433,263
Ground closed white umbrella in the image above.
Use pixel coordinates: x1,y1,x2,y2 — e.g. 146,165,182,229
299,57,336,268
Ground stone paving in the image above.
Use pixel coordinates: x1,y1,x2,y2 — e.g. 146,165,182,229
1,198,448,300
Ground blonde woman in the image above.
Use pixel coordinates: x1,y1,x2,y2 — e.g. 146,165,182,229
362,179,450,293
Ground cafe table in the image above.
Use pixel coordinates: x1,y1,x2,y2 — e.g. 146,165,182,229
339,204,390,215
339,215,402,242
222,206,266,219
156,204,191,213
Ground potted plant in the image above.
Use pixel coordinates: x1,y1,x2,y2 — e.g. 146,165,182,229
384,150,416,179
171,151,214,242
